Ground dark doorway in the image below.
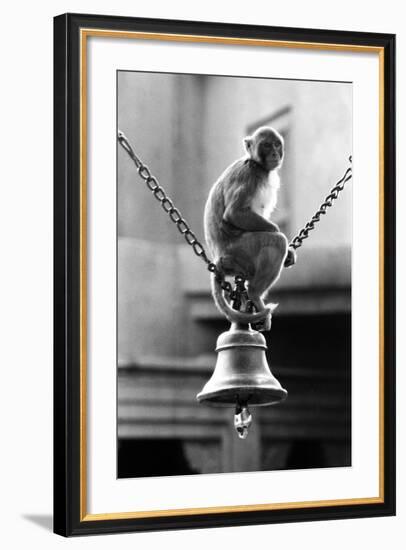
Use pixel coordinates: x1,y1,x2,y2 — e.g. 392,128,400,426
118,438,198,478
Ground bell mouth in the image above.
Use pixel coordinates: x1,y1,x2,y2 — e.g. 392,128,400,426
196,385,288,407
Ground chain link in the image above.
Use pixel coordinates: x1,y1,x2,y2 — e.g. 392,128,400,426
118,130,352,302
118,131,233,296
289,157,352,250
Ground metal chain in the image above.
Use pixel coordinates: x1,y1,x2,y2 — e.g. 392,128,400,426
117,131,234,297
289,157,352,250
118,130,352,302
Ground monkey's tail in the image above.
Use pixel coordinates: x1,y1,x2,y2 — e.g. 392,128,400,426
211,274,272,325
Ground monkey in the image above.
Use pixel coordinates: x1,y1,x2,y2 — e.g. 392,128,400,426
204,126,296,331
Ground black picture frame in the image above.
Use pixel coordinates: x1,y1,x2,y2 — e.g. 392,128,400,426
54,12,396,537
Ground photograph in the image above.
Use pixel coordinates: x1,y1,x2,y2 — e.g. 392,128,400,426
117,70,353,478
53,14,395,536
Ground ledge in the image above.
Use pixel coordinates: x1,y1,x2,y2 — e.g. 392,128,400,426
179,243,351,317
118,355,347,380
180,243,351,292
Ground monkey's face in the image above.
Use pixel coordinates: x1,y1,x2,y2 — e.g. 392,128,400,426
257,134,284,170
245,127,284,171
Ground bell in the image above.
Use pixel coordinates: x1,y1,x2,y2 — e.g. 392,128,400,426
197,323,287,438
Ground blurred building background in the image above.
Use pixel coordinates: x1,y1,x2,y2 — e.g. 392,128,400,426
117,71,352,477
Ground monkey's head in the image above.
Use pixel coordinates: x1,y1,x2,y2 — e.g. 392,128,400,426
244,126,284,171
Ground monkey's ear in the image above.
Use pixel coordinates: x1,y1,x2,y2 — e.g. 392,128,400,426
243,136,253,153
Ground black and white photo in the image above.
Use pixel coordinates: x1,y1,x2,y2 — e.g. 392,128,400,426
117,71,352,478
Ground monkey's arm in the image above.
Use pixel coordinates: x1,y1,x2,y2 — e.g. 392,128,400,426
223,183,280,233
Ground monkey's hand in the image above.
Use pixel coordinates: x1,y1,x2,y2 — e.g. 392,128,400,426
284,247,297,268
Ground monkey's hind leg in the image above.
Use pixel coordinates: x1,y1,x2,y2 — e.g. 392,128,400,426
218,251,255,279
245,231,288,320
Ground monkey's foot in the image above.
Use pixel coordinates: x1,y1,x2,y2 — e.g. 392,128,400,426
252,313,272,332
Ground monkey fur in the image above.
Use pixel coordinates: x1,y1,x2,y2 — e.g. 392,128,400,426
204,126,296,331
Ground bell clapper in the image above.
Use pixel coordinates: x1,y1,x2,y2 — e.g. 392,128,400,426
234,401,252,440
